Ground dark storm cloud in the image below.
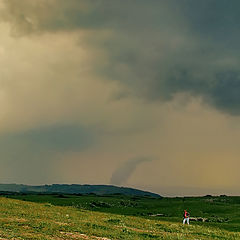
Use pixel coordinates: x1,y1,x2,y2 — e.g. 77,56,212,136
0,125,94,182
0,0,173,34
147,69,240,115
181,0,240,44
110,157,152,185
2,0,240,115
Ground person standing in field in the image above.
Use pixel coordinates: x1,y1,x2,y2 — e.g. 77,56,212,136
183,210,190,225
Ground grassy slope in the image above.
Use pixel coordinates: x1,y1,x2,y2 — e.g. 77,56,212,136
0,197,239,240
6,194,240,232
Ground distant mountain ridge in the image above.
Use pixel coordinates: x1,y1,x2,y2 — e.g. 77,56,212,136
0,184,161,197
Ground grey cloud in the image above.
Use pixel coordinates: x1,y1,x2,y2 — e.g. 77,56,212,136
90,1,240,115
181,0,240,45
110,157,152,186
0,125,94,183
0,0,176,34
148,69,240,115
0,0,88,34
2,0,240,115
0,125,93,152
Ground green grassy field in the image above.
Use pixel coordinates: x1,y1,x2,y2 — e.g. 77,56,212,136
0,194,239,239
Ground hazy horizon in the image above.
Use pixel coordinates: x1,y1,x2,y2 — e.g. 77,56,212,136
0,0,240,196
1,181,240,197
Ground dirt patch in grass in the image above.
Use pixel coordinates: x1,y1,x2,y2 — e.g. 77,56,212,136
54,221,70,226
0,217,27,223
60,232,111,240
116,225,153,233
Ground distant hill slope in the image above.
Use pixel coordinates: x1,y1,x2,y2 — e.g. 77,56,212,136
0,184,161,197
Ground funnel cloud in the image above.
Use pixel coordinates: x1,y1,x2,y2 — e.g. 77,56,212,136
110,157,152,186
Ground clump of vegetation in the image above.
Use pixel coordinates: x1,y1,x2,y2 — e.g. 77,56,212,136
89,201,112,208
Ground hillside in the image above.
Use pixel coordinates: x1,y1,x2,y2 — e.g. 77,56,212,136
0,197,239,240
6,194,240,232
0,184,161,197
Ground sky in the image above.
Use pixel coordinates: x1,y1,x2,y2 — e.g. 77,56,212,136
0,0,240,196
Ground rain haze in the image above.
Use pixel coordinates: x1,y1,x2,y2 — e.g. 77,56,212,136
0,0,240,196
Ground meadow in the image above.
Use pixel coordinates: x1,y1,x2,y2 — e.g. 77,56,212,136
0,194,239,239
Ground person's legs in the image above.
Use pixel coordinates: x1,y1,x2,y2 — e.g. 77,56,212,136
183,218,186,224
187,217,189,225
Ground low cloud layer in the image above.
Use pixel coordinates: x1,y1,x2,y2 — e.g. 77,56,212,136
0,125,94,183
